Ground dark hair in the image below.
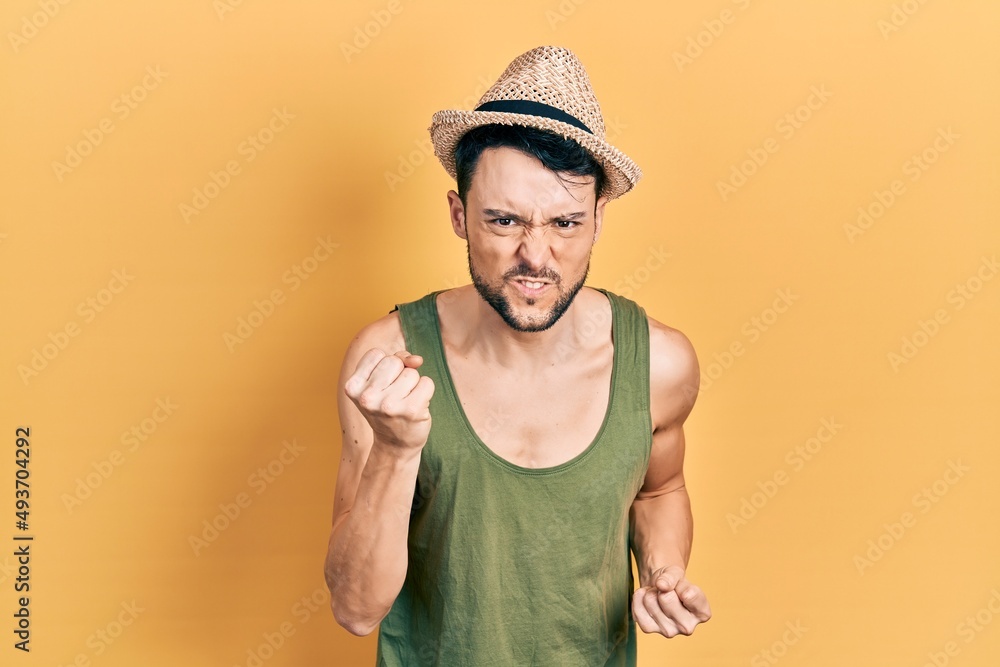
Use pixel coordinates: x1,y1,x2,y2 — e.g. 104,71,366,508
454,124,607,207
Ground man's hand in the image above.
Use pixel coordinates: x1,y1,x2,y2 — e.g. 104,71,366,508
344,348,435,454
632,565,711,638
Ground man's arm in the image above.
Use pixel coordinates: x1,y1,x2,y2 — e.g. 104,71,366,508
630,421,692,584
324,313,434,636
629,318,711,637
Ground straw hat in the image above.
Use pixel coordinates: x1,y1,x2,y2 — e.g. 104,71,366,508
428,45,642,201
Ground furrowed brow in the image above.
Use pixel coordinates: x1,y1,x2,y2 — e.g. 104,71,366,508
481,208,587,222
482,208,523,220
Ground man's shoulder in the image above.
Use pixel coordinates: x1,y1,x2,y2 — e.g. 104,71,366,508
593,288,693,355
346,289,451,357
646,316,697,368
642,308,700,425
344,306,407,362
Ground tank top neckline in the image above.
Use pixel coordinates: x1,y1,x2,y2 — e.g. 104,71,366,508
423,286,620,476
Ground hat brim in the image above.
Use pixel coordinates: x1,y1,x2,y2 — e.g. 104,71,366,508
428,109,642,201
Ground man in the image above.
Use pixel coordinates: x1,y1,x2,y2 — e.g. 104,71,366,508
325,45,711,666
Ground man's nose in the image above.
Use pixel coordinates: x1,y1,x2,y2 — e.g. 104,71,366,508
516,231,552,272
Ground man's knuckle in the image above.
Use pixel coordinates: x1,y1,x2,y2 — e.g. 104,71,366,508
381,355,404,373
357,389,379,410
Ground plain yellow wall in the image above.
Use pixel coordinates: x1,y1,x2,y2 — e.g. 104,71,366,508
2,1,998,665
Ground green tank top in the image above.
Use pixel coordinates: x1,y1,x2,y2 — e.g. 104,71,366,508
376,288,652,667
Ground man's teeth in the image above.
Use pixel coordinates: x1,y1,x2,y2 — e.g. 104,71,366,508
520,281,544,289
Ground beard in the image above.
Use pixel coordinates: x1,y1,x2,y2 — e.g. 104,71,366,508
467,242,589,333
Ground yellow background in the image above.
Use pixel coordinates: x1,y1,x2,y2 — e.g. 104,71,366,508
2,0,999,665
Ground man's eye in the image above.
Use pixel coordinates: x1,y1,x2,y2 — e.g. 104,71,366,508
555,220,579,229
492,218,515,226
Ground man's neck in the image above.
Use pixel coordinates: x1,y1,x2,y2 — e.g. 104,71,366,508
440,285,605,371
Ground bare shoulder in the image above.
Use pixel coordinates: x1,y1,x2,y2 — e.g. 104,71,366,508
646,314,700,429
339,309,407,381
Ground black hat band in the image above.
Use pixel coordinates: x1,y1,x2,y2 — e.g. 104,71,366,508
474,99,593,135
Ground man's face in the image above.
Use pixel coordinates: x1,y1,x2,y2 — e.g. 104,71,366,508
448,146,608,332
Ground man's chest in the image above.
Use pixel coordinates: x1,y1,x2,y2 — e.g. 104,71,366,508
444,348,614,469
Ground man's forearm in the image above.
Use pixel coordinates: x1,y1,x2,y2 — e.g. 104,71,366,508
629,487,693,587
325,442,421,635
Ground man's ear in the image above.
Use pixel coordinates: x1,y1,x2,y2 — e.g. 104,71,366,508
593,194,608,243
447,190,467,240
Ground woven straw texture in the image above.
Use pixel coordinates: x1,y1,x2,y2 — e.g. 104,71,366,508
429,46,642,201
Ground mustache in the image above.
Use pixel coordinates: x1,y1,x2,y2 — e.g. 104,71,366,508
503,264,561,282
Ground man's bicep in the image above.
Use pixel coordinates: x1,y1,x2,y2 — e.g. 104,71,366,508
636,422,686,499
637,317,699,499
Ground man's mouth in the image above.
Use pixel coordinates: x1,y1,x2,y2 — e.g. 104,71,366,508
511,278,553,297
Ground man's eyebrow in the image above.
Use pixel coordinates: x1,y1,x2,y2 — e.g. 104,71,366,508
482,208,588,221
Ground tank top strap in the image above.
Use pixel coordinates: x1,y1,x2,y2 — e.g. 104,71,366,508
595,287,651,431
393,290,444,360
393,291,451,423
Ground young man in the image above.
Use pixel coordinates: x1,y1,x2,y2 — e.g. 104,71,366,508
325,45,711,666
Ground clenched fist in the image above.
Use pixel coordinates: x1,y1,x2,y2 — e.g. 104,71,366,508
632,565,711,638
344,348,435,453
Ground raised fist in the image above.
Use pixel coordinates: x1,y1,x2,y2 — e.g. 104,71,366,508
344,348,435,453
